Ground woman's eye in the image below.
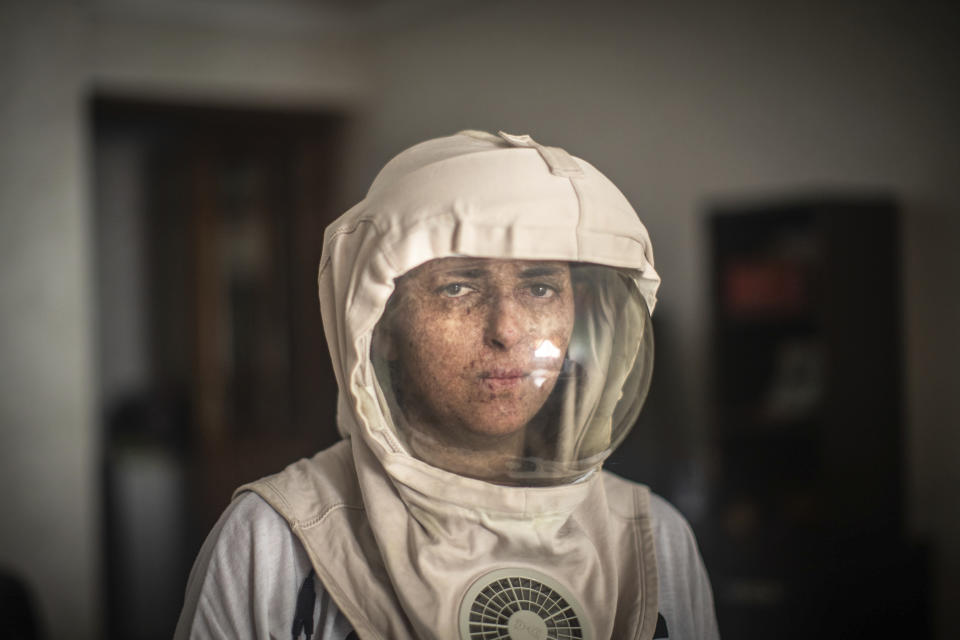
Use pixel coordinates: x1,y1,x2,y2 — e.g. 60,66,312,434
529,284,556,298
439,283,471,298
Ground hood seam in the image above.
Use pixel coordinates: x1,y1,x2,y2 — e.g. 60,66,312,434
569,173,585,261
299,503,365,530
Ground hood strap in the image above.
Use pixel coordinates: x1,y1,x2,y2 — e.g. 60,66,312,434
497,131,585,178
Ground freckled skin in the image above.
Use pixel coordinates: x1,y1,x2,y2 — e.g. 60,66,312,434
377,258,575,475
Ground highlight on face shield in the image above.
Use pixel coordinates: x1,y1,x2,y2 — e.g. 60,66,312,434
371,257,654,486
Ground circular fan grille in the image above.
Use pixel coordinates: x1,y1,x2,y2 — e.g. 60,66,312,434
459,569,588,640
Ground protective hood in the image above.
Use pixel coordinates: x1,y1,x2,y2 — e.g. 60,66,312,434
319,130,658,483
314,130,662,639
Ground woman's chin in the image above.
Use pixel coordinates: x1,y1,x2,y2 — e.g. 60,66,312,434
459,417,530,441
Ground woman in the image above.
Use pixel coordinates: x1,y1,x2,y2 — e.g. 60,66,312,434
175,130,719,640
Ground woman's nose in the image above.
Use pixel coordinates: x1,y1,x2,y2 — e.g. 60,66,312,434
484,296,524,350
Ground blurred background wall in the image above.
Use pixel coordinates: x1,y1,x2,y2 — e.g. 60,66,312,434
1,0,957,638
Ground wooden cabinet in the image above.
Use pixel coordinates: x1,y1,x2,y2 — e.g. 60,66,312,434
702,197,927,638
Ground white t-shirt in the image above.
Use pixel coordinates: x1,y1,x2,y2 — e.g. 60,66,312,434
175,490,719,639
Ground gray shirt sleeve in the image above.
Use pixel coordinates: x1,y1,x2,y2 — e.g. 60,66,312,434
174,492,354,640
649,493,721,640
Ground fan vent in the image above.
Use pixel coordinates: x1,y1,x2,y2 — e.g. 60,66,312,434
459,568,589,640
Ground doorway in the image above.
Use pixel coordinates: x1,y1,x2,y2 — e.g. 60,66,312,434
91,95,347,639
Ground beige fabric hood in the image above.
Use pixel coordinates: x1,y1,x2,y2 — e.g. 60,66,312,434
319,130,659,461
307,130,662,639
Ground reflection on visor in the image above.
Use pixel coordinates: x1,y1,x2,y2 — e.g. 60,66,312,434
532,340,563,388
372,259,653,486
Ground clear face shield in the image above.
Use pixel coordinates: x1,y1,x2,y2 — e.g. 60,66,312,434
372,257,653,486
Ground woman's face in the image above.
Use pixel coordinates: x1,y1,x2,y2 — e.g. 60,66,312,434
379,257,575,447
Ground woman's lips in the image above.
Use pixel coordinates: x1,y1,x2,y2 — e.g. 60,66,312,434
483,368,526,379
480,369,527,390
